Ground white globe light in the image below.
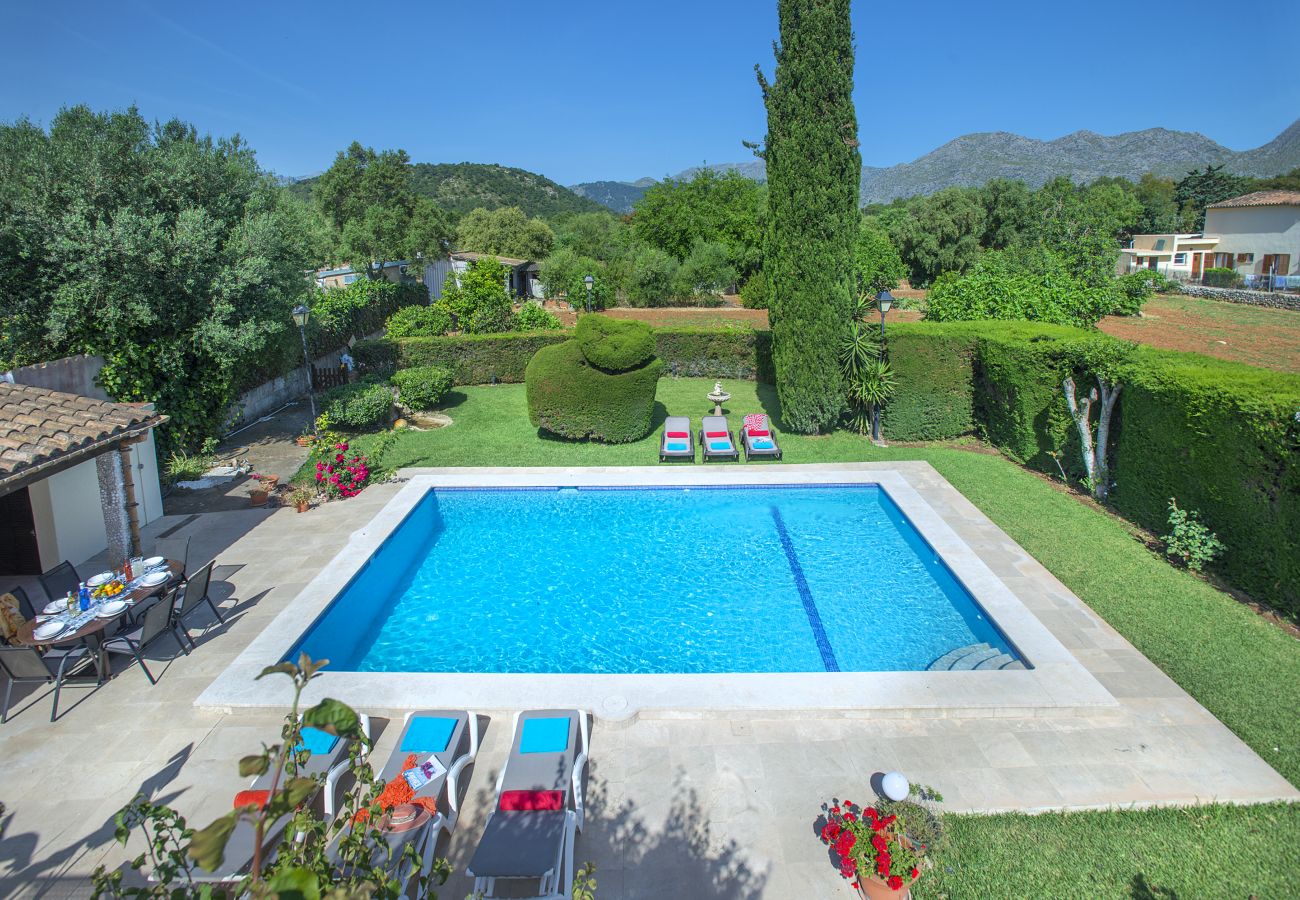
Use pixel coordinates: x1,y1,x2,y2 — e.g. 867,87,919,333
882,771,910,802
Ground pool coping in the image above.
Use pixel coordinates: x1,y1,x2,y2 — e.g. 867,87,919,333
196,463,1118,718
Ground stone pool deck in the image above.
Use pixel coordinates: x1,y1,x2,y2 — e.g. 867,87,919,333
0,464,1295,898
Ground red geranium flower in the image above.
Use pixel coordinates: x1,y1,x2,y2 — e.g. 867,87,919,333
909,867,919,880
887,875,903,890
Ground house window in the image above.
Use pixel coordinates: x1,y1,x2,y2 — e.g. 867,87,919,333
1236,253,1254,263
343,273,359,285
1173,253,1187,265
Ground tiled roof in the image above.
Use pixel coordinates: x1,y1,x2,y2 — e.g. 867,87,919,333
1207,190,1300,209
0,383,165,487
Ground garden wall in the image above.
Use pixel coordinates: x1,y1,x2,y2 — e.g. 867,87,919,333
1179,283,1300,311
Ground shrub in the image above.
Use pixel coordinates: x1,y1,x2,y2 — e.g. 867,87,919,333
391,365,453,410
320,380,392,431
1113,271,1158,316
654,326,774,380
1203,267,1242,288
384,305,452,338
1163,498,1226,572
673,241,736,300
881,323,978,440
514,302,562,331
624,246,680,307
925,247,1115,327
313,439,372,499
525,340,663,442
739,271,768,309
379,332,569,384
854,218,907,294
439,256,514,333
575,315,655,371
307,279,427,355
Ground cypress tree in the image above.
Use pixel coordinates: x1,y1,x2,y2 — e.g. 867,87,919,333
755,0,861,433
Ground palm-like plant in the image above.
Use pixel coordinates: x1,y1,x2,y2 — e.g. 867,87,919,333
841,292,898,436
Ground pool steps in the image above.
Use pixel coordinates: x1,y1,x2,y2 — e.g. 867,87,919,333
928,642,1026,671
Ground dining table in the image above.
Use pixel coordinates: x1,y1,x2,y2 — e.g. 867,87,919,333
12,559,184,680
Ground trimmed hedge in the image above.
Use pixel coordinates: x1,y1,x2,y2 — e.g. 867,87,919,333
575,315,656,371
391,365,453,411
525,340,663,442
385,305,452,338
1113,351,1300,612
655,327,774,381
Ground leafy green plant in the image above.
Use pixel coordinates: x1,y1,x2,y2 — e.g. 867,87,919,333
391,365,453,411
841,294,898,436
1163,499,1226,572
439,257,514,334
572,862,598,900
91,655,451,898
163,450,211,485
320,380,393,431
739,271,768,309
1113,271,1158,316
1203,267,1243,288
513,302,563,331
385,305,452,338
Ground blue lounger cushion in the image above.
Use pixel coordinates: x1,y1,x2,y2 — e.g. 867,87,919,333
401,716,458,753
751,439,775,450
295,726,340,757
665,441,688,452
709,441,732,451
520,716,570,754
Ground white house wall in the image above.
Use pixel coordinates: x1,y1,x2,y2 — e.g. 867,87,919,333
129,431,164,526
28,459,108,572
1203,207,1300,274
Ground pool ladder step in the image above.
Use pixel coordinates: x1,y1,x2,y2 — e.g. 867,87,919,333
928,643,1026,672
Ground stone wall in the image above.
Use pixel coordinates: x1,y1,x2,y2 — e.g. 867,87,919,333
1178,284,1300,311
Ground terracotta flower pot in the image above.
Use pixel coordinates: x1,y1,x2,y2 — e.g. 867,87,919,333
260,475,280,489
296,501,310,513
248,489,269,507
295,436,315,447
856,874,914,900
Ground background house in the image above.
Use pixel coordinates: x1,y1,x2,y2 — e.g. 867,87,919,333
447,252,543,300
1120,190,1300,290
314,260,413,290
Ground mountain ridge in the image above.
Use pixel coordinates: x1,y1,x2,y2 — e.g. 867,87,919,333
573,119,1300,211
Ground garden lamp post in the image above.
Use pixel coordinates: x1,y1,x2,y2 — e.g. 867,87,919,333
583,274,594,313
872,290,895,445
292,304,317,435
875,289,894,343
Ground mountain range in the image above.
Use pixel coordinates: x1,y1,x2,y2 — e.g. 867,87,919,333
570,119,1300,212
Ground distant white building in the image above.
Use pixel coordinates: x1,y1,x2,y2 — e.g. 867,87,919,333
443,251,543,300
1120,190,1299,289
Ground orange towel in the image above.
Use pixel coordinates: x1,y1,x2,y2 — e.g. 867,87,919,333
354,753,438,824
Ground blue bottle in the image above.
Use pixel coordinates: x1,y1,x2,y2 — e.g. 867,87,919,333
78,581,89,612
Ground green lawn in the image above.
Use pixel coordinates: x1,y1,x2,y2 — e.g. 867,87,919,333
344,377,1300,896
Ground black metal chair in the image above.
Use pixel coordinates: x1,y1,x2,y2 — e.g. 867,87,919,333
6,586,36,621
173,561,223,649
103,589,186,684
153,536,192,580
0,644,95,723
38,561,81,605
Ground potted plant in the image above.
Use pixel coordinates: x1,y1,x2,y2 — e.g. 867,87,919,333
295,425,317,448
289,485,315,513
819,789,944,899
246,475,269,507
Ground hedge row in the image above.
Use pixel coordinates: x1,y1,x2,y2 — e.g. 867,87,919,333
354,326,774,386
882,320,1300,615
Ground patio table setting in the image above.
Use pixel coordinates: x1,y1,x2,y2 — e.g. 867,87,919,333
13,557,183,678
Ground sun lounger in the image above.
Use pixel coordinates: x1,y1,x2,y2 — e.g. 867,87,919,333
659,416,695,462
187,715,371,883
700,415,739,462
467,709,590,900
739,413,782,461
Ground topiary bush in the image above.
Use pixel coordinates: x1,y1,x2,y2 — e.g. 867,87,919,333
575,315,656,371
525,340,663,442
320,379,393,431
385,305,452,338
391,365,453,411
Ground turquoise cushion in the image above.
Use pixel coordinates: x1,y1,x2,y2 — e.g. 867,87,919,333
752,439,774,450
520,716,570,754
295,726,340,757
709,440,731,451
666,441,688,452
401,716,457,753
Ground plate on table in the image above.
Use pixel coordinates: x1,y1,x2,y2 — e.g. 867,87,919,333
86,571,113,588
140,571,170,587
142,556,165,569
97,599,128,618
33,620,68,641
43,601,69,615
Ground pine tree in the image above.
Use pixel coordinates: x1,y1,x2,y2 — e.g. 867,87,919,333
755,0,861,433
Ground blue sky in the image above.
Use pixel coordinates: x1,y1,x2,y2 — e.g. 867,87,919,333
2,0,1297,185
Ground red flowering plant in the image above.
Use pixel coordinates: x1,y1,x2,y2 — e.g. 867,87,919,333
313,441,371,499
818,789,944,893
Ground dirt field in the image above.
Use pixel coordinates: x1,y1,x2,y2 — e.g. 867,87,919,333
1099,295,1300,373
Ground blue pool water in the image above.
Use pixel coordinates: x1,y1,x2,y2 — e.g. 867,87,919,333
288,485,1020,674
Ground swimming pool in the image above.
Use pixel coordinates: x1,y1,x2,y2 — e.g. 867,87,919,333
288,484,1021,674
